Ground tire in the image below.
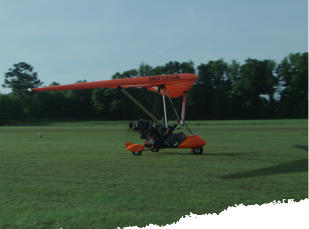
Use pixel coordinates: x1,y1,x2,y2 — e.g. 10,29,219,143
151,148,160,152
132,151,142,156
193,147,203,154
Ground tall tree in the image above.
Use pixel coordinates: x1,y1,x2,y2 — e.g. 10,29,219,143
3,62,43,92
276,52,308,117
233,58,277,118
191,59,231,119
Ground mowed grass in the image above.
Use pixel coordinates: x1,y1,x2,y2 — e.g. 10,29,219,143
0,119,307,228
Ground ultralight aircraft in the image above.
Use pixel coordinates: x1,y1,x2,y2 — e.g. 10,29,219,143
30,73,207,155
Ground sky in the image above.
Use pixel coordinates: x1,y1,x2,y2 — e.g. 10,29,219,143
0,0,307,93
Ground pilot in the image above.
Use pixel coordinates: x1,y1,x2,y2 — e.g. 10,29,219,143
162,123,186,147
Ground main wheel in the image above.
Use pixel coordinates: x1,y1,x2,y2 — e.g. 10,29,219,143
193,147,203,154
151,148,160,152
132,151,142,156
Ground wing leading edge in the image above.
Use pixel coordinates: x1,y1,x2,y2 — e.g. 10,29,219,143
31,73,197,98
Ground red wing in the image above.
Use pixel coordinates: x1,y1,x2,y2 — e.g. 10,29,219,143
31,73,197,98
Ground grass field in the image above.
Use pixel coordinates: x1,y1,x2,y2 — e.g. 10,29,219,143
0,119,307,228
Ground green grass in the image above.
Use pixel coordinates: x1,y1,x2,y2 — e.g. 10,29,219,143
0,119,307,228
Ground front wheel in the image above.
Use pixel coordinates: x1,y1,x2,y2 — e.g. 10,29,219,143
193,147,203,154
132,151,142,156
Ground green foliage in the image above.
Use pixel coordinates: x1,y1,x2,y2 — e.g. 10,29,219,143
65,81,94,119
153,61,195,75
91,88,125,120
232,58,278,118
0,93,24,121
236,59,277,98
276,53,308,117
191,59,233,119
139,63,154,76
112,69,138,79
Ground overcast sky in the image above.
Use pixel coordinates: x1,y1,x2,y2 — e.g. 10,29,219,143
0,0,307,93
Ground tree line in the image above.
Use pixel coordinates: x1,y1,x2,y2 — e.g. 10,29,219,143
0,52,307,123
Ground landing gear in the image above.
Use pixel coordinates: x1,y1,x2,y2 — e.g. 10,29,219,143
193,147,203,154
132,151,142,156
151,148,160,152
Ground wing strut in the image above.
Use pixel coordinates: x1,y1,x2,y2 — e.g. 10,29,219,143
181,94,186,127
164,90,193,134
120,88,162,125
162,89,168,128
